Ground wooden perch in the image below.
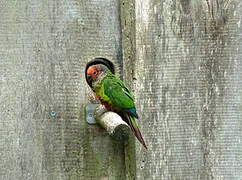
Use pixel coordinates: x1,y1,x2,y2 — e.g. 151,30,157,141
94,105,130,140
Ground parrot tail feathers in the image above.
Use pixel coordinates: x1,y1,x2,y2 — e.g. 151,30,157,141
124,114,147,150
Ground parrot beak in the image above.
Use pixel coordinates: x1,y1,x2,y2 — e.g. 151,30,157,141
86,74,92,87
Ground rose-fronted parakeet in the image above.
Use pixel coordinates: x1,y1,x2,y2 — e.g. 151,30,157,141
85,58,147,149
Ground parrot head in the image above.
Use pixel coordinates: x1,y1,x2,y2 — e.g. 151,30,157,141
85,58,115,89
86,64,110,88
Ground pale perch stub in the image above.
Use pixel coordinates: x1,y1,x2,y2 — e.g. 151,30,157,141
94,105,130,140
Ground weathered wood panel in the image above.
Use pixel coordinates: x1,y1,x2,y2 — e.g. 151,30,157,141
120,0,137,179
135,0,242,179
0,0,125,180
1,0,242,179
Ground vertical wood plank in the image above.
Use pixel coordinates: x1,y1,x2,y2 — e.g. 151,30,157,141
0,0,125,179
120,0,137,179
135,0,242,179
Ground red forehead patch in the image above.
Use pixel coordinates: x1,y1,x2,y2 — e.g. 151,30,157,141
87,66,96,75
86,65,100,78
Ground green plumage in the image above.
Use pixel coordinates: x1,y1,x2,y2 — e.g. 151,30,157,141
94,72,147,149
96,72,134,106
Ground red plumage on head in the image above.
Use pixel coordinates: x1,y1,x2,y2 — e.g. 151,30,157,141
85,58,115,89
86,66,100,79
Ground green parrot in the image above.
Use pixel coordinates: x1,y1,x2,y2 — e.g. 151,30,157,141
86,58,147,149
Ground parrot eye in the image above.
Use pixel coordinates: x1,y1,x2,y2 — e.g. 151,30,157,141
93,71,97,75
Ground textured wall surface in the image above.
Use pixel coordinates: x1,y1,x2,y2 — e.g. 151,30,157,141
135,0,242,179
0,0,125,179
1,0,242,180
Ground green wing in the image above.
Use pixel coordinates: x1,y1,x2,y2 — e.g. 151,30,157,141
103,74,147,149
102,74,147,149
103,74,135,109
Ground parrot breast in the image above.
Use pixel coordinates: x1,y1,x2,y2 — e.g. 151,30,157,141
93,77,114,111
97,97,113,111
